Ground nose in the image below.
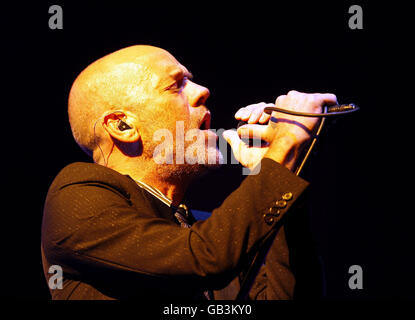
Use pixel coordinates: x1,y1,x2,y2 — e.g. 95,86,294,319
185,80,210,108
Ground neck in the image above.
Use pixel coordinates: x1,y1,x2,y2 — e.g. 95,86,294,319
107,158,191,206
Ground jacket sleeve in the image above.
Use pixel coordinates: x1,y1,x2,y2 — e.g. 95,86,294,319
247,225,295,300
247,194,324,300
42,158,308,295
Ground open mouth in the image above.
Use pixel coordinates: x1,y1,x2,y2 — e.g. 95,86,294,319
199,112,211,130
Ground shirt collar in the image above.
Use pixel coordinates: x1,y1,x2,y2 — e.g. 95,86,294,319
133,179,172,207
132,178,191,219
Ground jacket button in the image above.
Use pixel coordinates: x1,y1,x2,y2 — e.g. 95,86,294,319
275,200,287,208
282,192,293,201
268,207,281,216
263,213,274,225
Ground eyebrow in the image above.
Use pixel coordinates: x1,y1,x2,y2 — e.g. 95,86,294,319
169,68,193,80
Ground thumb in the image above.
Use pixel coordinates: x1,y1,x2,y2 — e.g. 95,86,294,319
222,129,242,151
237,124,269,141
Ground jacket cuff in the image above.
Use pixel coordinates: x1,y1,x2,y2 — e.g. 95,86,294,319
251,158,309,227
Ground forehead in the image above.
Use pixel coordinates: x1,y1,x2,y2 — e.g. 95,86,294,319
142,50,190,84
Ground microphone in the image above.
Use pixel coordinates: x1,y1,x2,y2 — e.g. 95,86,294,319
263,103,359,117
326,104,357,113
237,103,358,129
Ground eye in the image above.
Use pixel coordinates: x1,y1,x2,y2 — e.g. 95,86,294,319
168,77,188,92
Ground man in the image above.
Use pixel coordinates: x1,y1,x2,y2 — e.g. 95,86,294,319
41,45,337,299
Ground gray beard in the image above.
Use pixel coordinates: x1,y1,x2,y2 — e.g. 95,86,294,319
154,150,223,184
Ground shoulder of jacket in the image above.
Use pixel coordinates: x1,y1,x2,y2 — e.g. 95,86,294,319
48,162,136,200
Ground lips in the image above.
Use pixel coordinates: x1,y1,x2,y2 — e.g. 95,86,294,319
197,111,218,142
199,111,211,130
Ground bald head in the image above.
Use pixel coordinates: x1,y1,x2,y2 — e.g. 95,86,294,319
68,45,179,157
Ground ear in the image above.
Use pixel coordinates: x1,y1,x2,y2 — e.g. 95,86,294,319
102,113,140,143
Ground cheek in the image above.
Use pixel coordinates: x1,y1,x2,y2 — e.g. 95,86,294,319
168,94,192,126
160,91,190,116
142,93,193,141
176,92,191,114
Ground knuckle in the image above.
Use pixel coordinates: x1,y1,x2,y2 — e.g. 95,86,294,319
275,95,286,105
260,102,268,110
255,102,266,111
308,94,318,103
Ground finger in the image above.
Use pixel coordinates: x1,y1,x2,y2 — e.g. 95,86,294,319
247,107,264,124
238,108,251,121
237,124,269,141
314,93,338,106
258,113,269,123
235,105,256,119
223,129,242,151
274,95,287,108
238,102,267,121
258,103,273,123
234,108,244,119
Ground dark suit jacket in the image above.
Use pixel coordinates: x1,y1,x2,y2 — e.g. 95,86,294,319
41,158,318,300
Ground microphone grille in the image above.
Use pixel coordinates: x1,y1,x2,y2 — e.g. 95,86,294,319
327,104,357,113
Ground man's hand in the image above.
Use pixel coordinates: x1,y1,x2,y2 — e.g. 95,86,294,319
223,91,337,171
223,102,273,169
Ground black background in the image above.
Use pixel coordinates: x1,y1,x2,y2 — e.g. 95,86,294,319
2,1,412,300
